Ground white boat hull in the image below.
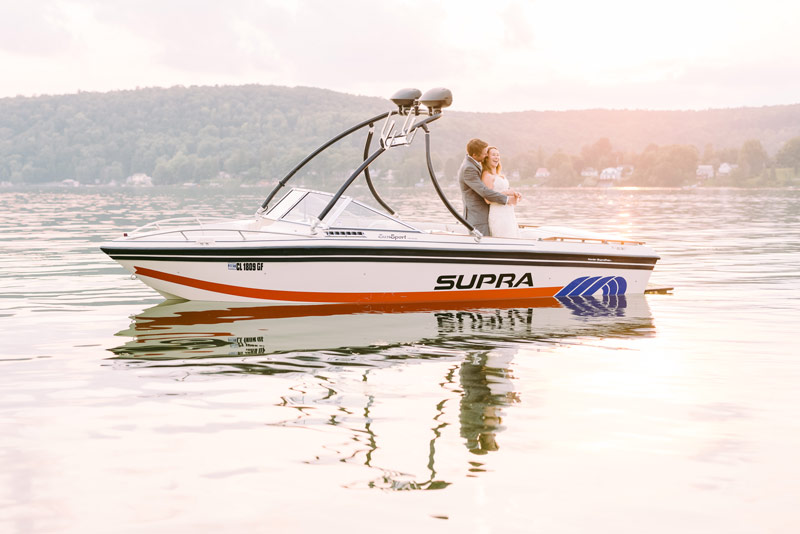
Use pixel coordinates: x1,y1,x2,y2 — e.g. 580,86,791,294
103,234,658,304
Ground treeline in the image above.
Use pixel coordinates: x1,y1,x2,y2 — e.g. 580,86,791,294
499,136,800,187
2,84,800,187
0,85,390,186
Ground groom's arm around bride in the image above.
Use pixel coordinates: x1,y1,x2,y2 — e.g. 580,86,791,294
458,138,517,235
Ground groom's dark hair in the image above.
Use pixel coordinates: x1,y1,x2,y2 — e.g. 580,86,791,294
466,138,488,158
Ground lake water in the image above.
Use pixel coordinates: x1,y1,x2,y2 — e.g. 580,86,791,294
1,186,799,533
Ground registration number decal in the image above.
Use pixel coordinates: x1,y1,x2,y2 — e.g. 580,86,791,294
228,262,264,271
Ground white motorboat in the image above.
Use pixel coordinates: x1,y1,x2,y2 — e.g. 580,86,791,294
102,88,659,304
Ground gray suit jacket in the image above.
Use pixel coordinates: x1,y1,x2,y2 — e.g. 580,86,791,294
458,156,508,235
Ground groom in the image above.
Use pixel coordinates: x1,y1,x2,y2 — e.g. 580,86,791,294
457,138,516,235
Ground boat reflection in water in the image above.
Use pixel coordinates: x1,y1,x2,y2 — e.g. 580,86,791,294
109,295,654,490
111,296,651,362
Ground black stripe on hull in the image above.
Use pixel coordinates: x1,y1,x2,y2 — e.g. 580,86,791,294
101,245,659,266
104,254,656,271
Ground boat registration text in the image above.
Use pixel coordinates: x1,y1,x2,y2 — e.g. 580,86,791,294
228,262,264,271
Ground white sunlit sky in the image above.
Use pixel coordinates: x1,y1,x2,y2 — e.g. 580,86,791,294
1,0,799,112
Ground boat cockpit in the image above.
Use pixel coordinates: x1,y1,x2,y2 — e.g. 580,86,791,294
262,188,421,233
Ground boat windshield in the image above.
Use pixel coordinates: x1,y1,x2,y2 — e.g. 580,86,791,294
272,190,418,232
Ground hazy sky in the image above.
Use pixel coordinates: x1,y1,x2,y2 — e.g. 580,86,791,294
1,0,798,112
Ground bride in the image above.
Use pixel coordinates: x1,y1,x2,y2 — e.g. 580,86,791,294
481,146,521,238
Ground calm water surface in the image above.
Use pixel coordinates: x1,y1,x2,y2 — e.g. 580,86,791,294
1,186,799,533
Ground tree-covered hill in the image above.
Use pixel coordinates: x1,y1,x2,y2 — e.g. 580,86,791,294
445,105,800,156
0,85,391,186
2,84,799,187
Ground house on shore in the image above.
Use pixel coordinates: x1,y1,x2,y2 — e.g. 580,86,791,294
598,166,623,186
717,162,738,177
696,165,715,180
126,173,154,187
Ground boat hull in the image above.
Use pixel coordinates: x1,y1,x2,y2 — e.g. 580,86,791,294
102,240,658,304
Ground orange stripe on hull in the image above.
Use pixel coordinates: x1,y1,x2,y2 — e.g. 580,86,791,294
134,266,562,304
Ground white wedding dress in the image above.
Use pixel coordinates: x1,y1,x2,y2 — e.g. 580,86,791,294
488,174,519,238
